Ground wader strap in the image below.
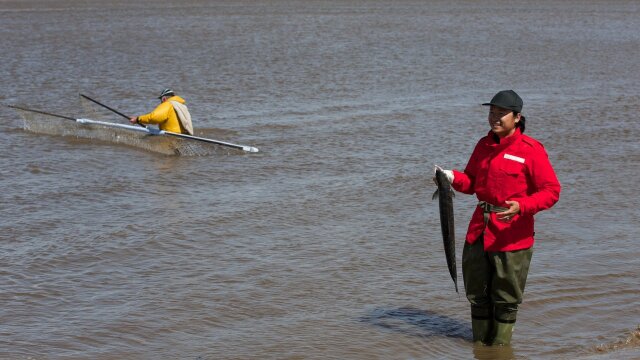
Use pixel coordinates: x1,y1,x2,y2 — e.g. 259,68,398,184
478,201,509,227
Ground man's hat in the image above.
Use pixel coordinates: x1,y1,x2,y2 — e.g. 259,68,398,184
482,90,523,113
158,88,174,99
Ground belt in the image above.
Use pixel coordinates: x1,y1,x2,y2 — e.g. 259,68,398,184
478,201,509,226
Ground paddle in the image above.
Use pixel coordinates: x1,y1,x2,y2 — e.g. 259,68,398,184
78,94,259,153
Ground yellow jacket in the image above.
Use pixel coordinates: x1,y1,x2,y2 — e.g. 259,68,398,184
137,95,187,134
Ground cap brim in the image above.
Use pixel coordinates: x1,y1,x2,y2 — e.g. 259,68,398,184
482,102,515,110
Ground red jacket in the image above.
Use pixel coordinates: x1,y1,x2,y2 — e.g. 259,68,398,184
451,129,561,251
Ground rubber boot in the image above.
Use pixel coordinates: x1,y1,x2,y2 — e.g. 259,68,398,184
491,320,515,346
472,318,492,344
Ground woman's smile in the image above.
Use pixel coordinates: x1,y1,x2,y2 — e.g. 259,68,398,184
488,105,520,138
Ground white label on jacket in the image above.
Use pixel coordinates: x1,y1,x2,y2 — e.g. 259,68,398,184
504,153,525,163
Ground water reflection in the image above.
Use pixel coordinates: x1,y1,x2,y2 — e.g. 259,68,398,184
472,344,517,360
361,307,469,339
363,307,523,359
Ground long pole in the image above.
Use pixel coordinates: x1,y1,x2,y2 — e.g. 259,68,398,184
79,93,132,121
80,93,147,130
159,131,259,152
6,104,77,121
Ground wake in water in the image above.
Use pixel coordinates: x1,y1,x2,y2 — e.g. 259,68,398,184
16,109,240,156
593,326,640,355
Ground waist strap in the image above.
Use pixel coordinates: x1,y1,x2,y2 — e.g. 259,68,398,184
478,201,509,227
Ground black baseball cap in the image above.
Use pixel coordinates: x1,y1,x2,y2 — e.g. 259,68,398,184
482,90,523,113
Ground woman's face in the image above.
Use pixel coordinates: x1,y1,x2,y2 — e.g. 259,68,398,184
488,105,520,138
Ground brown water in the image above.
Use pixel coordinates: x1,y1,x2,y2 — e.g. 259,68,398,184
1,1,639,359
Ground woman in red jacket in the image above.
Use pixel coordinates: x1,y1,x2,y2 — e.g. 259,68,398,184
437,90,561,346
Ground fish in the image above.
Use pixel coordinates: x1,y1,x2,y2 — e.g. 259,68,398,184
432,168,458,293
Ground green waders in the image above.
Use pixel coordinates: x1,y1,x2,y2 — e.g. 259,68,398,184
462,236,533,346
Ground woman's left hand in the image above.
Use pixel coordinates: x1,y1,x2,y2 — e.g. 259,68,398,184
497,200,520,221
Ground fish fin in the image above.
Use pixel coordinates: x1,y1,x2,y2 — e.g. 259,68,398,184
432,189,439,200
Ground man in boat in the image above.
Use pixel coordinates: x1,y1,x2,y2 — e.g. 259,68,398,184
129,88,193,135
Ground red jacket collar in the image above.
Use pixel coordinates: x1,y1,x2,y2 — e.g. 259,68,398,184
485,128,522,147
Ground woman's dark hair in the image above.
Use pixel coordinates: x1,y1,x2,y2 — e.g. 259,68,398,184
514,112,526,133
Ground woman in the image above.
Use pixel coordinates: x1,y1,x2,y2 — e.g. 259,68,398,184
436,90,561,346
